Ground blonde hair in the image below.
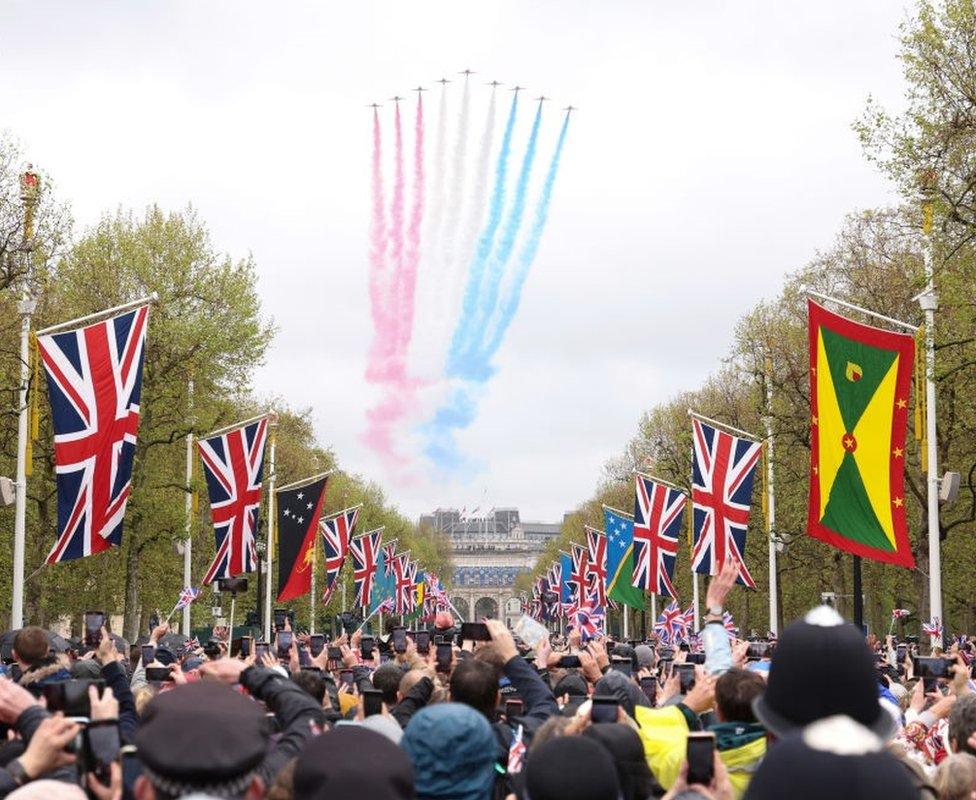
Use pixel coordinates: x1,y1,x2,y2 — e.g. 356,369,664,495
134,684,158,716
935,753,976,800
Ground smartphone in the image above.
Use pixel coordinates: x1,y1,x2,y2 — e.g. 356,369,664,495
327,646,342,662
640,676,657,704
254,642,271,661
660,648,675,661
590,695,619,724
686,732,716,786
339,669,355,690
79,720,120,785
298,647,312,667
658,659,674,680
276,630,293,660
435,642,453,672
916,656,952,692
685,652,706,665
414,630,430,655
141,644,156,665
233,636,253,658
504,698,523,719
40,679,104,718
907,635,920,645
273,609,289,630
557,655,582,668
677,663,696,694
360,635,376,661
145,666,172,683
84,611,105,648
460,622,491,642
391,626,408,654
896,644,908,664
746,642,771,661
363,688,384,717
309,634,325,657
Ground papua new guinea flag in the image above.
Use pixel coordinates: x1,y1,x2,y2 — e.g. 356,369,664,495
807,300,915,568
276,474,329,601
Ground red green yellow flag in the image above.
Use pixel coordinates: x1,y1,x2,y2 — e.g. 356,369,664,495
807,300,915,568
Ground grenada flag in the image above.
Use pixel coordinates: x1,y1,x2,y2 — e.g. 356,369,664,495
807,300,915,568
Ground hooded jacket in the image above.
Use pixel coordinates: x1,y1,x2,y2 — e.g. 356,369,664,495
17,657,71,692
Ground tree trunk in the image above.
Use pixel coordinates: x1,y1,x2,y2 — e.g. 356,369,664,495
122,540,141,641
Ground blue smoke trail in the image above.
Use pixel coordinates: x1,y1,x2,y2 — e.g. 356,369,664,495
447,93,519,372
449,102,543,380
479,112,570,363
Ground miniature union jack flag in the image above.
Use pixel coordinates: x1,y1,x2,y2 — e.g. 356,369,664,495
38,304,150,564
199,417,269,584
566,593,605,641
654,600,690,645
376,596,396,615
393,554,415,614
922,618,943,640
691,418,762,588
321,505,361,592
632,474,686,597
585,527,608,607
892,608,911,620
173,586,200,613
507,725,526,774
349,528,383,608
722,611,738,635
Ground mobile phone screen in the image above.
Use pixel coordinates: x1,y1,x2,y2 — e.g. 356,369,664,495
239,637,252,658
83,721,120,784
640,676,657,704
558,655,581,668
677,664,696,694
145,666,172,683
255,642,271,660
327,646,342,661
273,609,288,630
309,634,325,657
340,669,355,689
277,630,293,658
435,643,452,672
363,689,384,717
460,622,491,642
504,699,523,718
141,645,155,665
414,630,430,654
392,627,407,653
84,612,105,647
360,636,376,660
686,733,716,786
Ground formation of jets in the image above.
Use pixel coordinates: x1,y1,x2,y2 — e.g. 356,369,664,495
369,74,575,113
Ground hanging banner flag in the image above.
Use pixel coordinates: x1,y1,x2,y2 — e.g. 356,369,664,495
603,506,645,610
568,543,589,605
807,300,916,568
276,474,329,602
370,536,399,615
199,416,269,584
349,528,384,609
585,526,608,607
559,551,573,606
37,303,151,564
320,505,362,595
632,473,686,598
393,552,414,614
691,417,761,588
653,600,689,645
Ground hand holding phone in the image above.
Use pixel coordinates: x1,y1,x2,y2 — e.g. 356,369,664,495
460,622,491,642
309,634,325,657
590,695,618,724
391,626,407,654
360,635,376,662
363,688,384,717
84,612,106,649
435,642,453,673
276,630,293,660
413,630,430,655
686,732,716,786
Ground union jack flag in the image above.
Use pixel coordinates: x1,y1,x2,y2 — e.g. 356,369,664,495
892,608,911,620
691,418,761,588
507,725,526,774
569,543,589,605
565,593,605,641
382,541,398,577
349,528,383,608
173,586,200,613
183,637,201,654
632,474,686,597
585,527,608,607
722,611,738,635
424,572,450,607
321,505,361,592
393,554,414,614
375,596,396,615
654,600,690,645
199,417,269,584
38,304,150,564
922,618,943,640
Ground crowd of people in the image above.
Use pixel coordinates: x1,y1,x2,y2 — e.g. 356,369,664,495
0,560,972,799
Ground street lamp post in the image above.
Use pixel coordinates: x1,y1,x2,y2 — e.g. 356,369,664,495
12,167,40,630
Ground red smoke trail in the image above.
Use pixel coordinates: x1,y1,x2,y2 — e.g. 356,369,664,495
366,108,388,381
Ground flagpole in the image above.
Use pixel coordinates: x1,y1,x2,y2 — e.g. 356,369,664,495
622,605,629,639
919,178,942,648
263,414,278,642
35,292,160,337
651,594,657,631
182,379,194,637
228,594,236,642
764,358,778,636
692,574,700,631
11,169,39,630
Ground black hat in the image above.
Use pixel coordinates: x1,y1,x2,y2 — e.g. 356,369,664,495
746,715,917,800
524,736,621,800
135,682,268,795
552,673,589,699
752,606,896,740
294,726,413,800
582,723,664,800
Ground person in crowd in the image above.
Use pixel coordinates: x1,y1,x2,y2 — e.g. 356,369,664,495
934,753,976,800
294,727,413,800
523,735,622,800
10,628,70,692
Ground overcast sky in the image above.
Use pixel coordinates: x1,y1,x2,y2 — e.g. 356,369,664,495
1,1,909,523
